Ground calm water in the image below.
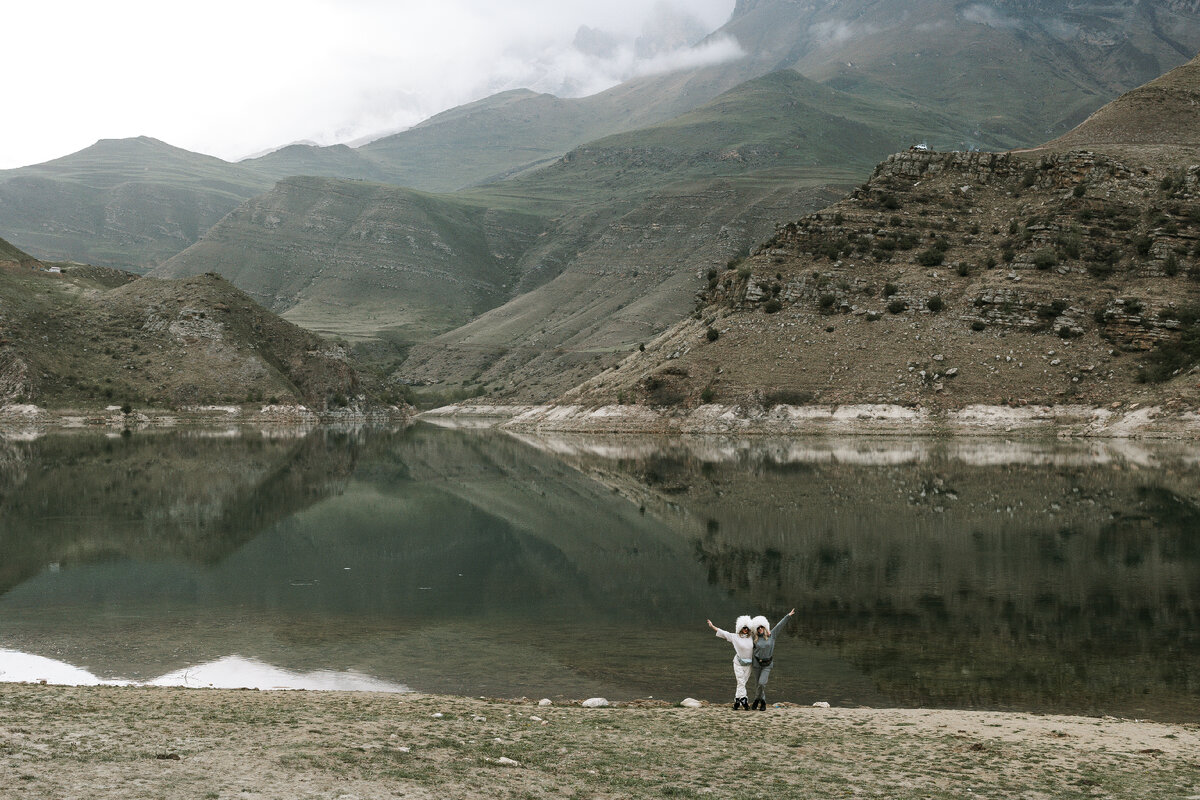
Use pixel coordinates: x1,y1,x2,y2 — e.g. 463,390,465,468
0,424,1197,721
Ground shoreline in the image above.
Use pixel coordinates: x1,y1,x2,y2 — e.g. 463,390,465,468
1,683,1195,799
420,401,1200,439
0,402,412,436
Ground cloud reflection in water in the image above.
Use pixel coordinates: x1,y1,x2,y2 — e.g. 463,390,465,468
0,650,410,692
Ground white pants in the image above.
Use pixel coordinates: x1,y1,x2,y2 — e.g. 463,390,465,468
732,658,752,699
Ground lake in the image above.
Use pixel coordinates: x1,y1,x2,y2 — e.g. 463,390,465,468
0,424,1197,721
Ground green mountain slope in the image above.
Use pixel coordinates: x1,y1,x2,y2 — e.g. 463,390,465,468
725,0,1200,146
5,0,1200,279
155,70,955,397
393,69,971,397
151,176,550,351
0,137,273,270
240,142,391,183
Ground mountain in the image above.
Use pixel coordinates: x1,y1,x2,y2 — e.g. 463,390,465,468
0,247,362,409
551,58,1200,416
0,236,39,268
5,0,1200,278
156,70,963,398
1047,52,1200,153
151,176,550,351
0,137,274,270
723,0,1200,144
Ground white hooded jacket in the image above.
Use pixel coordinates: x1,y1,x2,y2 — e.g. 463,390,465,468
714,614,755,663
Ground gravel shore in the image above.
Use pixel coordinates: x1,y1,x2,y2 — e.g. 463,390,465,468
1,684,1196,799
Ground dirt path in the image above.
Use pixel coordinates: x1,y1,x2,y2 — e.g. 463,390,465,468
1,685,1196,799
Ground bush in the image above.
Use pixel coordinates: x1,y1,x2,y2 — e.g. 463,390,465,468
917,248,945,267
1073,183,1087,198
700,385,715,403
1165,253,1179,276
706,327,720,342
764,299,782,314
970,320,987,331
887,299,908,314
1137,306,1200,382
1134,235,1153,257
1032,249,1058,270
927,295,945,313
883,283,899,297
818,293,837,309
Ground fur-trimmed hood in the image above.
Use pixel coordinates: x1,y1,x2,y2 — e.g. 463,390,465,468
752,615,771,636
735,615,754,636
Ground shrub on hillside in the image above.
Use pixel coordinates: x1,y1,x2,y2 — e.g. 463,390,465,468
927,296,945,313
1137,306,1200,382
764,299,782,314
887,299,907,314
917,249,945,267
1032,249,1059,270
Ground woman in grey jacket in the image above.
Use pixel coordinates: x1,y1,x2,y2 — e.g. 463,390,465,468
749,608,795,710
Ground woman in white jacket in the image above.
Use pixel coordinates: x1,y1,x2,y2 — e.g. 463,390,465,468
707,615,755,710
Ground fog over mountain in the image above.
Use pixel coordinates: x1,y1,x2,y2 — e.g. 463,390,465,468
2,0,738,169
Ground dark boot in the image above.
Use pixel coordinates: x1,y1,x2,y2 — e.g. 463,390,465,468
732,699,740,710
755,698,767,710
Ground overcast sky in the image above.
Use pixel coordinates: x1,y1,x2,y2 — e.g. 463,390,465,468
3,0,739,170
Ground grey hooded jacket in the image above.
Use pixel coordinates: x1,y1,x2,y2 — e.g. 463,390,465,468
752,615,791,664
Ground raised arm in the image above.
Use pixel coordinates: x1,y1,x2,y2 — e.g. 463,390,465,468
770,608,796,637
708,619,734,642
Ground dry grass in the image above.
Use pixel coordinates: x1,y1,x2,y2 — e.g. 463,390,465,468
0,685,1196,799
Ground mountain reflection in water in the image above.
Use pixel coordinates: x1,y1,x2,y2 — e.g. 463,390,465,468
0,426,1196,720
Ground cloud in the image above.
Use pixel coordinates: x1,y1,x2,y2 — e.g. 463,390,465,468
961,4,1022,29
808,20,880,48
0,0,738,169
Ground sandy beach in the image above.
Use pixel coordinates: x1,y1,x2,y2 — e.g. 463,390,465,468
1,684,1196,799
